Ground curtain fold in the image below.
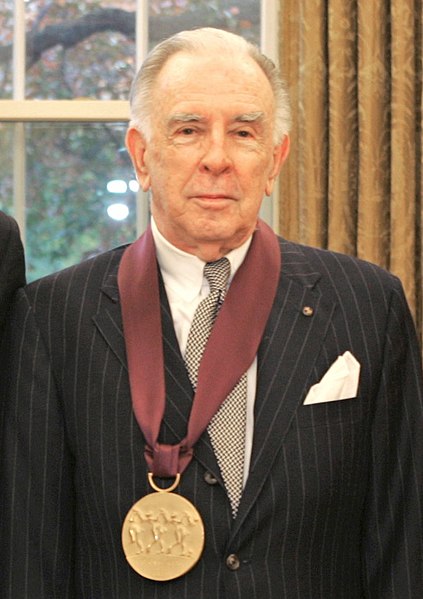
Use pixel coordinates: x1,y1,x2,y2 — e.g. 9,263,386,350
357,0,391,269
298,1,328,248
327,0,358,256
390,0,418,314
278,0,422,345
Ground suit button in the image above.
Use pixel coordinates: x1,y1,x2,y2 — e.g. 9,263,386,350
226,554,240,571
204,471,218,485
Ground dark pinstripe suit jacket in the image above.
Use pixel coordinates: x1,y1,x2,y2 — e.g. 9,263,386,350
1,237,422,598
0,211,25,335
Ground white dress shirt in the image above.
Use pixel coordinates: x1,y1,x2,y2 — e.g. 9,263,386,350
151,218,256,486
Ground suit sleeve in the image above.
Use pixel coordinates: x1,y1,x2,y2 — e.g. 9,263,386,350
362,278,423,596
0,215,26,333
0,289,75,598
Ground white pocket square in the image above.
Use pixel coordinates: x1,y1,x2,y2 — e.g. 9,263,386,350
303,351,361,405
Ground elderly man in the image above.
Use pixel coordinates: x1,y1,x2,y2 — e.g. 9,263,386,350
1,28,422,599
0,211,25,335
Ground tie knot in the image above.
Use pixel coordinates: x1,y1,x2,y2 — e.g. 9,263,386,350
203,257,230,293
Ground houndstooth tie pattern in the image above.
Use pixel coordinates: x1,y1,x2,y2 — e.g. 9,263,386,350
185,257,247,517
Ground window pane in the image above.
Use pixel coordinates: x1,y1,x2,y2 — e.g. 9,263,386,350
0,123,13,214
25,0,137,100
148,1,261,48
19,1,261,100
0,124,14,213
0,0,14,99
24,122,137,281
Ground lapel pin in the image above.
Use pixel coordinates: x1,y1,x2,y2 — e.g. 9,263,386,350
302,306,314,317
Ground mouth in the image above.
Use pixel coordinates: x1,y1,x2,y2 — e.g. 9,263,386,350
190,194,236,202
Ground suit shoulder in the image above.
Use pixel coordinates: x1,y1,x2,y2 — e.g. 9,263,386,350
0,211,21,245
24,244,128,301
0,210,16,229
278,237,402,295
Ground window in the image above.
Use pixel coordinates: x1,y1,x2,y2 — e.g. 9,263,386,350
0,0,277,280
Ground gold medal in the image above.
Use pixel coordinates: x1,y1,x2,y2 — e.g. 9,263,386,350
122,474,205,581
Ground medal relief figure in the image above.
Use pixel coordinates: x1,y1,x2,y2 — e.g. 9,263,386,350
0,25,422,599
127,507,198,558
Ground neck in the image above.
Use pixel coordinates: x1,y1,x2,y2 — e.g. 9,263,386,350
152,219,256,263
185,243,232,263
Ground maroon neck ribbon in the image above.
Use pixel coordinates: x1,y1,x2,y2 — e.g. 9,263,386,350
118,219,281,478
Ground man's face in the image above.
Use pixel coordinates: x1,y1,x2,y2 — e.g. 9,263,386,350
127,51,289,260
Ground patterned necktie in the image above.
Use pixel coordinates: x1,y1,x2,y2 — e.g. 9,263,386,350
184,257,247,517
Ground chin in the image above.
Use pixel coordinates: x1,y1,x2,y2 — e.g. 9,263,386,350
192,221,233,239
193,224,251,248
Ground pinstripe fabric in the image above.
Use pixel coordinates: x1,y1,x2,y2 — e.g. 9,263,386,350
0,237,422,598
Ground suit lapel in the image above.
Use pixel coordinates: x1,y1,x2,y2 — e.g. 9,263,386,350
92,261,127,370
92,261,194,445
93,260,222,480
231,239,336,537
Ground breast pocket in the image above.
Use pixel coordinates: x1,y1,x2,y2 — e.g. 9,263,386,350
294,395,367,428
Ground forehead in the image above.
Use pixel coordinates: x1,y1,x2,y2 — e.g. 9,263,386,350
151,51,275,120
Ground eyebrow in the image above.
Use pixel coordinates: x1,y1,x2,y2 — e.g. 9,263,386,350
234,111,265,124
167,111,266,127
167,113,205,126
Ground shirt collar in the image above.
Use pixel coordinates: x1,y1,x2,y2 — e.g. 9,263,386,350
151,217,252,302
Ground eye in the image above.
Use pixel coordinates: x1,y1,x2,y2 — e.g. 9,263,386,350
180,127,196,135
235,129,252,138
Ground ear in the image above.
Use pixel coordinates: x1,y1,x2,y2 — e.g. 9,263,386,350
125,127,151,192
265,135,290,196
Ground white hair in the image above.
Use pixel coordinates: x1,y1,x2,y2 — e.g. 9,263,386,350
129,27,291,144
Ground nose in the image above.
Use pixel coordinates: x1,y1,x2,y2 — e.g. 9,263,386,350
199,135,232,175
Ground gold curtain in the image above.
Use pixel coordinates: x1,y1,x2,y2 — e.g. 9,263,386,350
278,0,422,346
